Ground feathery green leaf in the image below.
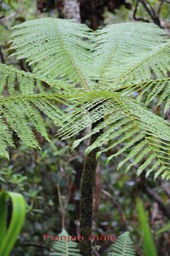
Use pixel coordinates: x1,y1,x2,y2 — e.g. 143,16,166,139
11,18,93,89
108,232,135,256
0,63,66,158
58,91,170,179
50,229,82,256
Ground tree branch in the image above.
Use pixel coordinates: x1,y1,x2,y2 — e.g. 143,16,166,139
133,0,150,23
0,46,5,63
133,0,162,27
139,177,170,219
101,189,128,230
19,242,51,250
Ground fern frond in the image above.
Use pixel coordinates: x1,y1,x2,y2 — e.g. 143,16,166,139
50,229,82,256
10,18,93,89
0,63,65,158
58,91,170,179
0,117,14,159
108,232,135,256
119,77,170,112
93,23,170,88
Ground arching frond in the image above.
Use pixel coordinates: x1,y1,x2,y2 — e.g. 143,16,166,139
120,77,170,112
0,63,65,158
10,18,93,89
58,91,170,179
93,22,170,88
50,229,82,256
108,232,135,256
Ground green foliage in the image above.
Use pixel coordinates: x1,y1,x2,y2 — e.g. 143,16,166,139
0,189,26,256
136,198,157,256
124,77,170,113
50,230,135,256
10,18,93,88
93,23,170,87
108,232,135,256
156,221,170,235
59,91,170,179
0,63,65,158
50,229,82,256
0,18,170,181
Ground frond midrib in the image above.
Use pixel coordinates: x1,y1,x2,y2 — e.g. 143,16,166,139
97,41,119,83
113,41,170,84
57,28,90,90
122,235,129,256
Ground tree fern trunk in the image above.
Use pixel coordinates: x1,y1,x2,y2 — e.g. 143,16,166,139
79,122,101,256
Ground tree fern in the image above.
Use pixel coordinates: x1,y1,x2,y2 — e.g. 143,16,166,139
3,18,170,256
0,18,169,180
108,232,135,256
50,229,82,256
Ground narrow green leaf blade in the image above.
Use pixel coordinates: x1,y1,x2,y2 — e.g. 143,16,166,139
0,192,26,256
136,198,157,256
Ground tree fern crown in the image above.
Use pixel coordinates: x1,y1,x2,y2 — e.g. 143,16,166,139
0,18,170,179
